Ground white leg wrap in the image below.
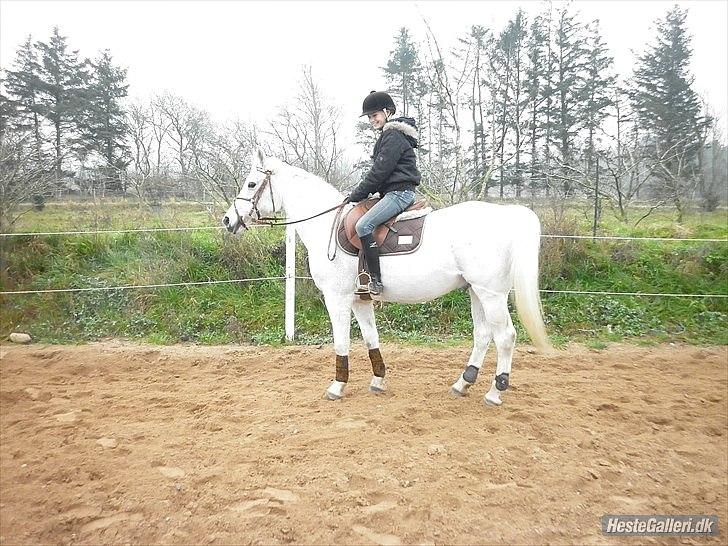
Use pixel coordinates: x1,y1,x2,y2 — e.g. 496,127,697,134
369,375,386,393
484,382,503,406
325,380,347,400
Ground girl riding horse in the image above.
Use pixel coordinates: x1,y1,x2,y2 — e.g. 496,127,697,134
344,91,421,295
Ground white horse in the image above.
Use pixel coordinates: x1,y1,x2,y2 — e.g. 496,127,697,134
222,149,551,406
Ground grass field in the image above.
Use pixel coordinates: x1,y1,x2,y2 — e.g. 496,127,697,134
1,199,726,346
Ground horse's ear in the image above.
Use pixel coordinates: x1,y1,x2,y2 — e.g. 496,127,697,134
256,148,266,167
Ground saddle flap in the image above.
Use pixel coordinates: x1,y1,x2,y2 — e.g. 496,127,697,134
337,199,429,257
341,197,429,251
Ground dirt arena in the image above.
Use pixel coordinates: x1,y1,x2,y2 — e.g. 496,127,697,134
0,342,726,545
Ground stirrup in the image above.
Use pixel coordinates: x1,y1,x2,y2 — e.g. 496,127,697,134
354,271,371,295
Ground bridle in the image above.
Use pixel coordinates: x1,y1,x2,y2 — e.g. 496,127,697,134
233,168,276,229
232,167,346,229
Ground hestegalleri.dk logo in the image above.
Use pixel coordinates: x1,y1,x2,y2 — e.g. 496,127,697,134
602,515,719,536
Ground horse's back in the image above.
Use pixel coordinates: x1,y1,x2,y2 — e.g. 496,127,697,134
427,200,539,238
419,201,539,288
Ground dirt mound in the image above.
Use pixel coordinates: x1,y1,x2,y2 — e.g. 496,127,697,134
1,342,726,544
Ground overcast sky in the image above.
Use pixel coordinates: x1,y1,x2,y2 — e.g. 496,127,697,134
1,0,726,158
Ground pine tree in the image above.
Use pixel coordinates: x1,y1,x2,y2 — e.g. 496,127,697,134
3,36,45,156
382,28,421,118
629,5,708,219
487,10,528,198
0,86,16,139
524,14,548,194
581,20,615,177
464,25,488,197
551,7,589,194
506,10,528,197
34,27,88,180
79,50,129,189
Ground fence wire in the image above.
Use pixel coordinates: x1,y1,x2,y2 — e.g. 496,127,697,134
2,276,725,298
1,226,725,298
1,226,725,243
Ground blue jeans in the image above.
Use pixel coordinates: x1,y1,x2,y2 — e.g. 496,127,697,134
355,189,416,238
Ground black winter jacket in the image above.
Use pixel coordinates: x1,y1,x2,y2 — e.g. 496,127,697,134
349,117,421,202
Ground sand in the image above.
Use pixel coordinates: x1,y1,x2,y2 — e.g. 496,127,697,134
1,341,726,545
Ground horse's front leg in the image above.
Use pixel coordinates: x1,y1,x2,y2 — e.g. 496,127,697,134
352,300,386,394
323,293,353,401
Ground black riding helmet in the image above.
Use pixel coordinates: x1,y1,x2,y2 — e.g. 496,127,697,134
361,90,396,117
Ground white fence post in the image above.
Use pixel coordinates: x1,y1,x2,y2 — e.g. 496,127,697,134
285,224,296,341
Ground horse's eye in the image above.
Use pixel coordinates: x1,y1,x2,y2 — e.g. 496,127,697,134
247,181,256,188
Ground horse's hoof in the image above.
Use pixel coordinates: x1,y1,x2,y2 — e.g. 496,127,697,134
450,386,467,397
484,393,502,406
369,376,386,394
325,380,346,401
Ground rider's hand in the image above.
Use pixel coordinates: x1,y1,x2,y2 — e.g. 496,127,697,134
342,195,353,204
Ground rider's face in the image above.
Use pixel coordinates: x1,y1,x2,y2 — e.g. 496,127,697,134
368,110,387,129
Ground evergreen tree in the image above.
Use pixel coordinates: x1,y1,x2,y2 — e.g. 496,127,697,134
581,20,615,176
382,28,421,118
488,11,528,198
78,50,129,189
3,36,45,156
506,10,528,196
629,5,708,218
463,25,488,196
524,14,548,194
551,7,589,194
35,26,88,180
0,86,16,140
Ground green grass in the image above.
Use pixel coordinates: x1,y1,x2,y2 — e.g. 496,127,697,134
1,200,726,346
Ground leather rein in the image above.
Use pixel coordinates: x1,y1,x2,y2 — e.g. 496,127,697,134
233,168,346,228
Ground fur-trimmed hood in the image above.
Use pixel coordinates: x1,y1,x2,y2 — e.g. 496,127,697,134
383,117,419,148
347,115,421,202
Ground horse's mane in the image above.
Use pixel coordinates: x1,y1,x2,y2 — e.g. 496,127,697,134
270,157,343,202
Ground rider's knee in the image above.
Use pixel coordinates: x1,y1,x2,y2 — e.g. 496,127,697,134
355,218,374,238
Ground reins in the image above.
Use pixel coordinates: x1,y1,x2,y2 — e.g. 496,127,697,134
257,203,345,226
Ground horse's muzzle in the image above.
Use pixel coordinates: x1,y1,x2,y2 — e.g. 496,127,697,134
224,217,248,235
222,215,243,234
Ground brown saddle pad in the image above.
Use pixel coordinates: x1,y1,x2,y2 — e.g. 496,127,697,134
337,197,430,256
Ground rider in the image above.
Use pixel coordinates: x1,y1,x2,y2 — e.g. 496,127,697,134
344,90,421,295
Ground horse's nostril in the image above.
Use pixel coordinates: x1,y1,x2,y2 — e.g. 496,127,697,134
223,216,230,226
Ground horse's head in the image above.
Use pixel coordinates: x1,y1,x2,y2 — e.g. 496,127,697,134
222,148,279,234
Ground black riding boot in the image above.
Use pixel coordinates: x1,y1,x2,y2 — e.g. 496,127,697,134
360,234,384,295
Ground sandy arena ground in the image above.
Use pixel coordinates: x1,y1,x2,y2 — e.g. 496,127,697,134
0,342,726,545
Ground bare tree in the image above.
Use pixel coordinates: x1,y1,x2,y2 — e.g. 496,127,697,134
155,92,211,180
190,119,263,204
148,94,171,175
267,66,345,185
125,100,153,199
420,16,471,203
0,132,58,232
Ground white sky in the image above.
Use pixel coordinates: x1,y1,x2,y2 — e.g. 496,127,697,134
1,0,726,158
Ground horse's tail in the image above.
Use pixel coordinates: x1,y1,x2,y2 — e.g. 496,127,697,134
511,208,552,352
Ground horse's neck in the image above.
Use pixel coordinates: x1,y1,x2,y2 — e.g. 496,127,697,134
273,162,342,251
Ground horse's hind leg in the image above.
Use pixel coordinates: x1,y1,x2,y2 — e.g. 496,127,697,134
451,287,492,397
470,288,516,406
352,300,386,394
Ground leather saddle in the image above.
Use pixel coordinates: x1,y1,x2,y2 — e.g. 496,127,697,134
337,197,431,256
